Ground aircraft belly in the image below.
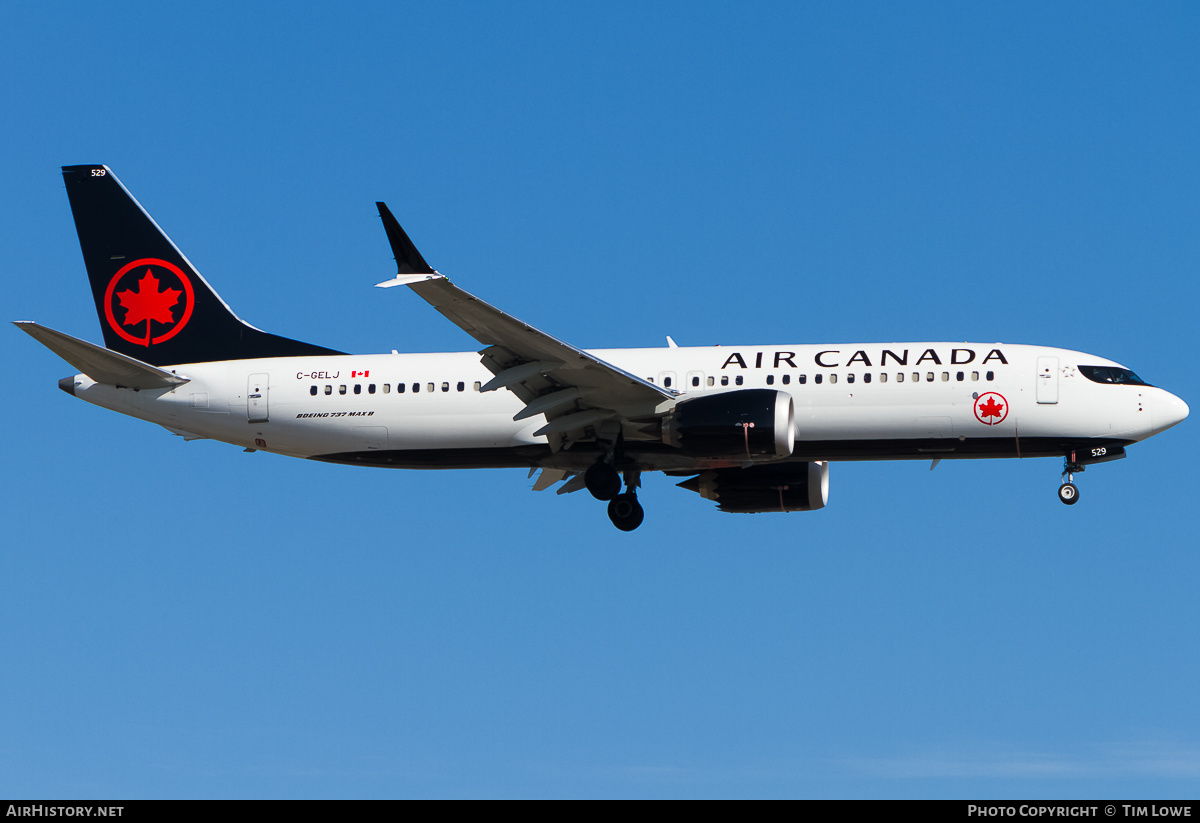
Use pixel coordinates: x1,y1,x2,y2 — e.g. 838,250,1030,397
375,413,541,450
788,435,1133,462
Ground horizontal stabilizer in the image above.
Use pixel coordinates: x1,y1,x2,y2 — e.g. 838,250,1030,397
14,321,189,389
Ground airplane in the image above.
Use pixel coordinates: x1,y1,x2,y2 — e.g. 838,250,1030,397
16,165,1190,531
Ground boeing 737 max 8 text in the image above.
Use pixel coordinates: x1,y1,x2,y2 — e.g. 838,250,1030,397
16,166,1190,530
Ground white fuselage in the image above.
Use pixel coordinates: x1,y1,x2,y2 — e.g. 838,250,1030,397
64,341,1187,474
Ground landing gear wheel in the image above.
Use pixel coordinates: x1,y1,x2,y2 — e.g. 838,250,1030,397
1058,482,1079,505
585,461,622,501
1058,451,1084,506
607,493,645,531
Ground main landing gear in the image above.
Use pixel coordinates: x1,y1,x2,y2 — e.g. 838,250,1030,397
1058,451,1084,506
584,461,622,501
584,458,644,531
608,492,644,532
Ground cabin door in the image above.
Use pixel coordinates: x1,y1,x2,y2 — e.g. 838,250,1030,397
1036,357,1059,404
247,373,270,422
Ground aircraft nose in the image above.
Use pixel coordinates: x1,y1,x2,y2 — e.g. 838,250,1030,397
1152,389,1189,435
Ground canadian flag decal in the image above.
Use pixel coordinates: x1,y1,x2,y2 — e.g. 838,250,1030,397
351,370,369,378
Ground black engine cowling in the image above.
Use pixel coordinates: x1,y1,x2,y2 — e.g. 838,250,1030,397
676,462,830,513
662,389,795,460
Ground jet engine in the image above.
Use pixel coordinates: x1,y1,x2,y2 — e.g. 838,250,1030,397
662,389,795,460
677,461,829,513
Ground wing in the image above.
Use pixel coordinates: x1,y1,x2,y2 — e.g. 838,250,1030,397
374,203,674,451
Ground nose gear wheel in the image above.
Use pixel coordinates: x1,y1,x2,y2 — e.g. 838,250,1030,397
1058,451,1084,506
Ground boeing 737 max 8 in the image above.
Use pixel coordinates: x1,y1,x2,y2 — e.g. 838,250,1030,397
16,166,1190,530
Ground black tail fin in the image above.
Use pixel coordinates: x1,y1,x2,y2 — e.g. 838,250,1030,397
61,165,343,366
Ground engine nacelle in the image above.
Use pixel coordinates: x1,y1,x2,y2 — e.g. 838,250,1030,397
677,462,830,513
662,389,795,460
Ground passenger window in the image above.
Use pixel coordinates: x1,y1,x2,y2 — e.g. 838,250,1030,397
442,382,449,392
707,376,714,387
941,372,949,382
766,374,775,385
913,372,920,382
398,383,406,393
427,383,434,393
664,376,673,388
735,375,744,386
309,385,317,396
829,374,837,384
864,373,872,383
971,371,979,382
986,371,995,381
324,385,332,395
412,383,420,393
897,373,904,383
956,372,964,382
782,374,791,385
926,373,933,382
691,376,700,387
879,373,887,383
846,373,855,384
383,383,391,394
339,385,347,395
473,382,481,391
814,374,822,384
721,375,729,386
369,383,376,394
354,384,362,394
799,374,807,384
457,382,465,392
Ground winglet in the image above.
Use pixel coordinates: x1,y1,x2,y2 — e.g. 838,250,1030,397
376,202,435,275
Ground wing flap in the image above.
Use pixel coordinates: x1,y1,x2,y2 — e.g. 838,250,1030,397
531,468,570,491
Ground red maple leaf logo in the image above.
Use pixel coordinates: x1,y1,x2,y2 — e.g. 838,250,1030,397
117,270,181,346
978,396,1004,419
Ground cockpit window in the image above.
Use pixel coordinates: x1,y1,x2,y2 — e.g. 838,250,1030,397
1078,365,1150,386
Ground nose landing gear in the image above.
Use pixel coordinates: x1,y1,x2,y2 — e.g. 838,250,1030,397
1058,451,1084,505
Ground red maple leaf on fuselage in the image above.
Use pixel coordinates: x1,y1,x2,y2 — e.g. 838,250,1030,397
979,396,1004,419
117,270,181,345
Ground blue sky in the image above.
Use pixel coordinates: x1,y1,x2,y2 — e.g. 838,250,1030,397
3,1,1198,798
